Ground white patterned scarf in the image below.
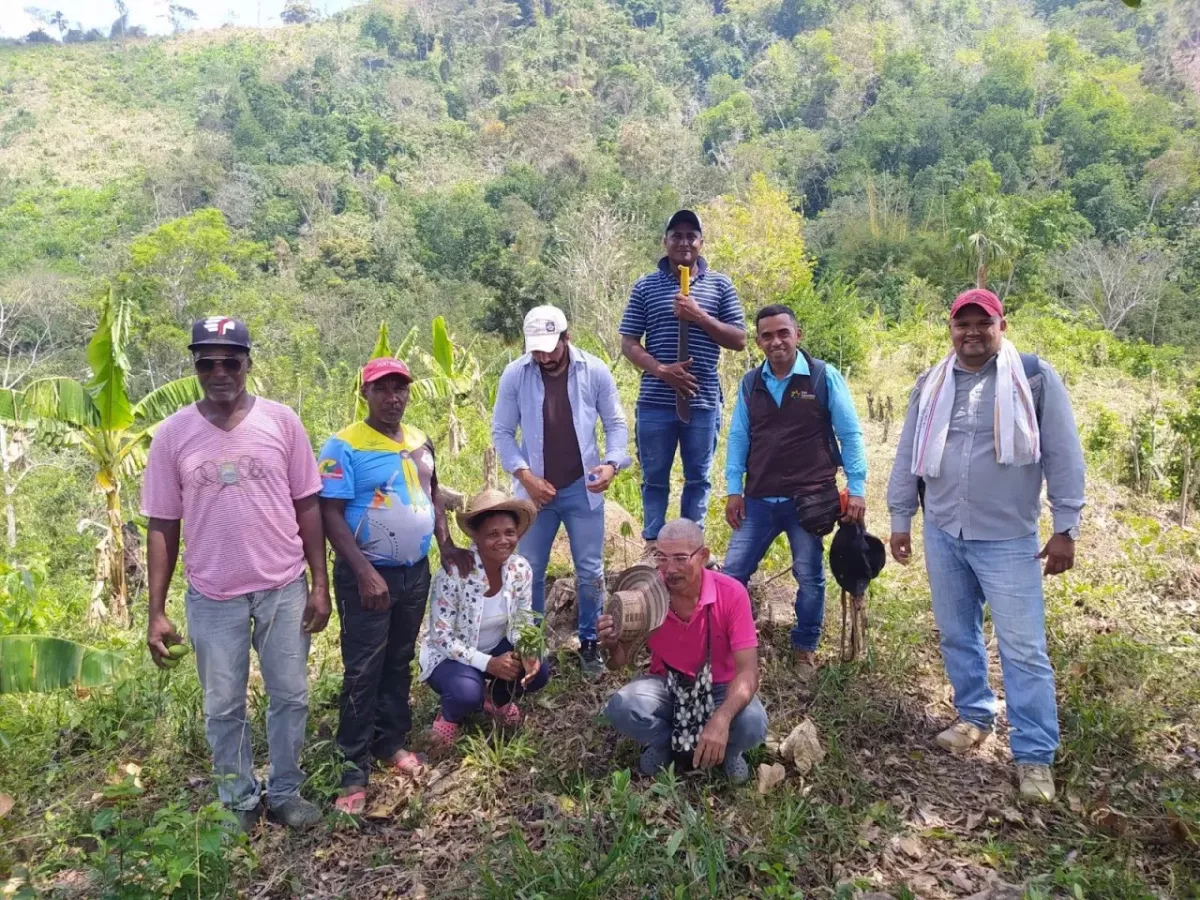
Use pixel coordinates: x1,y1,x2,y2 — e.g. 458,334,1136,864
911,338,1040,478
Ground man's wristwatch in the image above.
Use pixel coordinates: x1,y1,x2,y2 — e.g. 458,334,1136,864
603,460,620,474
1059,526,1079,541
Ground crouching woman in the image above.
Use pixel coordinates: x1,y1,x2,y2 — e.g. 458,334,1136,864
417,490,551,745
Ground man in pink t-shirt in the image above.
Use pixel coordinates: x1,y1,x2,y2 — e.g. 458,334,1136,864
598,518,768,785
142,316,330,833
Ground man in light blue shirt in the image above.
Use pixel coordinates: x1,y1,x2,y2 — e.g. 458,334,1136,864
492,305,631,678
723,305,867,675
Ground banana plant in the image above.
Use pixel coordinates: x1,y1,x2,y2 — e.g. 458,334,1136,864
0,635,126,694
0,290,202,626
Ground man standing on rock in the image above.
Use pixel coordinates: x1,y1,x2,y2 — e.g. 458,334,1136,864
887,289,1085,803
619,210,746,549
492,305,631,679
143,316,329,832
318,357,474,814
599,518,767,785
723,305,868,677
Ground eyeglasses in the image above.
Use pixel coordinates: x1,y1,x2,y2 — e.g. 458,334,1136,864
651,548,704,568
194,357,246,374
666,231,701,245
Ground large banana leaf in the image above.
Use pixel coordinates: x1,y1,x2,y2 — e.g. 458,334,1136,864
131,376,203,425
85,290,134,433
393,325,418,361
0,388,27,425
431,316,454,378
0,635,126,694
22,377,101,429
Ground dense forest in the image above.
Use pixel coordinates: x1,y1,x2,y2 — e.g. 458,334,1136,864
0,0,1199,896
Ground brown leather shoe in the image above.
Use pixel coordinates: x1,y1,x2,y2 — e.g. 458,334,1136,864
794,649,818,680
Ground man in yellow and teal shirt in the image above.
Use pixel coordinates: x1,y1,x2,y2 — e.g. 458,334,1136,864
317,357,473,813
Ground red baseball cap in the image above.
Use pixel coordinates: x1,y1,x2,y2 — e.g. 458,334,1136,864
361,357,412,385
950,288,1004,319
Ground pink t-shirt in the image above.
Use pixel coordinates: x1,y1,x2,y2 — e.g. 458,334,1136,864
646,569,759,684
140,398,321,600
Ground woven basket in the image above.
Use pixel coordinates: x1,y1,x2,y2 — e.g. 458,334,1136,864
603,561,670,649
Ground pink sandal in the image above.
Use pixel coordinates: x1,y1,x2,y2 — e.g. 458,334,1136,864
334,787,366,815
384,749,423,776
483,698,522,727
430,714,459,748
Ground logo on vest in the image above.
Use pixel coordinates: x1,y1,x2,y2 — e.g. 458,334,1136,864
791,389,816,401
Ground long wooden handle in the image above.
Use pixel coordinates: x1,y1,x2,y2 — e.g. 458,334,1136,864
676,265,691,423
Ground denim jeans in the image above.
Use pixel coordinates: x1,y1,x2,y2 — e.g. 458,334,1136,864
923,525,1059,766
635,405,720,540
602,674,768,756
721,497,826,651
334,557,430,788
426,638,550,723
518,477,605,641
185,575,311,811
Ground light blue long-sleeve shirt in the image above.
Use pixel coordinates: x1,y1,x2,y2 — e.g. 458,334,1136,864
725,353,867,498
491,344,632,511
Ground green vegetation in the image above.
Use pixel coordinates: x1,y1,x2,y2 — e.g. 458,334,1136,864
0,0,1198,896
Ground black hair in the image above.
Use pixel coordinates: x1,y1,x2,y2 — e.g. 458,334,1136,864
754,305,797,327
468,509,519,533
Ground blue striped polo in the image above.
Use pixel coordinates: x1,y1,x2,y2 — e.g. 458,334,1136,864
619,257,745,411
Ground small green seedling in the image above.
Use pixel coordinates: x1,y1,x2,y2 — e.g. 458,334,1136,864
513,610,546,660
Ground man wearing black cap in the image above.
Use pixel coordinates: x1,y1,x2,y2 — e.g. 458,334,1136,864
142,316,330,832
619,210,746,548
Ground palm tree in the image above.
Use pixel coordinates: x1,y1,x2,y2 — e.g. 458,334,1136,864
0,291,201,625
952,195,1024,291
49,10,67,40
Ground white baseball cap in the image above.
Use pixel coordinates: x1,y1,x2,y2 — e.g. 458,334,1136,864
523,305,568,353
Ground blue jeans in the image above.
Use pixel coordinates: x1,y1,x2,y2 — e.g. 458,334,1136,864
518,477,605,641
185,575,311,811
635,405,720,540
923,526,1059,766
426,639,550,723
722,497,825,651
603,674,768,756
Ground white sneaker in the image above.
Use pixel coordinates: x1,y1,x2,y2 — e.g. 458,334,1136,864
1017,764,1056,802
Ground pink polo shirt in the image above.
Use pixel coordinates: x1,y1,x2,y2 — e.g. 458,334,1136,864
646,569,758,684
140,398,321,600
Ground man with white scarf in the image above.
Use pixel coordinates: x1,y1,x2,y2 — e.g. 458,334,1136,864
886,288,1085,803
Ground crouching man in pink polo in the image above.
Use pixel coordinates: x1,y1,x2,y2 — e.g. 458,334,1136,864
598,518,768,785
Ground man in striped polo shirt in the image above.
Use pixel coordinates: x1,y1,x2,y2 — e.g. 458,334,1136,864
619,210,746,546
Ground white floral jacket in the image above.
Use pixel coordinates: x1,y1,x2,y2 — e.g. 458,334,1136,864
417,547,534,681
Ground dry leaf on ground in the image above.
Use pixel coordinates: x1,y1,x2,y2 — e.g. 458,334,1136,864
756,763,787,795
779,719,825,775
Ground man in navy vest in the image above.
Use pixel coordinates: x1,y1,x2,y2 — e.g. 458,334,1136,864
619,210,746,549
722,305,867,677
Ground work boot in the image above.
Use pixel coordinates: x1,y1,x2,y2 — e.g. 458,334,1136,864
268,795,322,830
642,539,657,560
1017,764,1056,803
579,639,605,680
226,802,261,835
935,720,991,754
794,649,818,681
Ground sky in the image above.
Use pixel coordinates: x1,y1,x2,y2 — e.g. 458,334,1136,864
0,0,359,39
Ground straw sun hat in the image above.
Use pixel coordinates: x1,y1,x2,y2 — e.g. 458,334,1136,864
603,560,671,651
456,489,537,541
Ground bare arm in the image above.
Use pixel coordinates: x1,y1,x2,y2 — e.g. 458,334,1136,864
293,493,331,633
693,646,759,769
621,334,662,377
146,517,182,664
432,458,474,576
320,497,372,577
694,313,746,351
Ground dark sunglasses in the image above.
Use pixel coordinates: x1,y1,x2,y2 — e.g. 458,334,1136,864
194,357,246,374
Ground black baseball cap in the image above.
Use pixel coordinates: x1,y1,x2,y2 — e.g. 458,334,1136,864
188,316,251,352
665,209,703,234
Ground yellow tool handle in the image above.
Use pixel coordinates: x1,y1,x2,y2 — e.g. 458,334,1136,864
679,265,690,296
